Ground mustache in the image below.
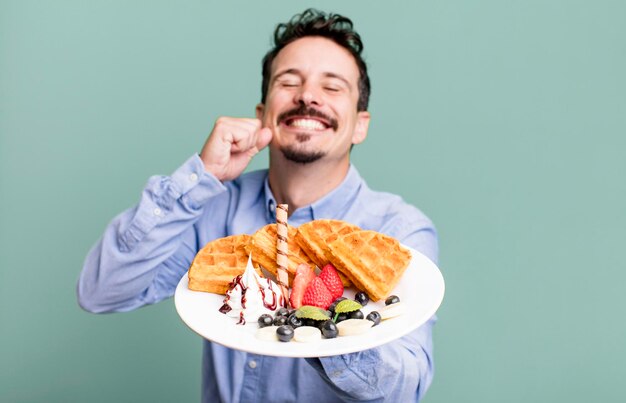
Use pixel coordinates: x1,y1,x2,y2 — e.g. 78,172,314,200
277,105,338,130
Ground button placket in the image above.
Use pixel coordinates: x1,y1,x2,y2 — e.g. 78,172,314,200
240,354,263,401
268,199,276,220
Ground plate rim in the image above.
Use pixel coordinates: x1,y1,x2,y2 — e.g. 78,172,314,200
174,245,445,357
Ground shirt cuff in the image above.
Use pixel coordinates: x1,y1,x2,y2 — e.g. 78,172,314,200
118,154,226,252
175,154,226,210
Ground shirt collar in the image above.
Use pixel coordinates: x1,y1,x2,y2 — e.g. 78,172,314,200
263,164,363,224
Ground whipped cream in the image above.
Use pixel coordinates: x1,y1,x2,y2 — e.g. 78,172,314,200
218,255,286,325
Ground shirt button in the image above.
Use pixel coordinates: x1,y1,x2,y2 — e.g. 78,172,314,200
189,173,198,182
248,360,257,369
153,208,162,216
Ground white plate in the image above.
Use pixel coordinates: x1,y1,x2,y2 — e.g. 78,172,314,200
174,245,445,357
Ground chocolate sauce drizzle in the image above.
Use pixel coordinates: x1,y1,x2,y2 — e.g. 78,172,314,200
218,272,283,324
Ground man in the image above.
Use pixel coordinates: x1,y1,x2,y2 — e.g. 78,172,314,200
78,9,438,402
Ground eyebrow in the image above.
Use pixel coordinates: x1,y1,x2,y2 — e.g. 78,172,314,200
273,68,352,89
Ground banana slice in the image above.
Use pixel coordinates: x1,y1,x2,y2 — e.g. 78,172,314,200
378,302,406,320
256,326,279,341
294,326,322,342
336,319,374,336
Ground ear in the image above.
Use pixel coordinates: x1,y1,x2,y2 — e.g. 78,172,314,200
255,103,265,120
352,111,370,145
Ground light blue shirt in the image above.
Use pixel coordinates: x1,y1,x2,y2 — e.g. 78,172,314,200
78,154,439,402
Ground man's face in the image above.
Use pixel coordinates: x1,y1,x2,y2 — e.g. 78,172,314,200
257,36,370,164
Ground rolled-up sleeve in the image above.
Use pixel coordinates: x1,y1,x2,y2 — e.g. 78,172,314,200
77,154,227,313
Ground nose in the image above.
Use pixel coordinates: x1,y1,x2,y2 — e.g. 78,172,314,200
299,91,315,105
295,83,322,107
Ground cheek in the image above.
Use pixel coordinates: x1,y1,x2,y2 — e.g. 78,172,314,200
337,106,359,128
267,89,292,106
265,96,290,120
335,97,358,117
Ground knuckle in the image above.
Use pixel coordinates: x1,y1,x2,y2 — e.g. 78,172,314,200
215,116,229,126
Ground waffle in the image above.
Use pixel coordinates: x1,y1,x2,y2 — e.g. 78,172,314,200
294,219,361,286
188,234,259,295
246,223,315,285
324,230,412,302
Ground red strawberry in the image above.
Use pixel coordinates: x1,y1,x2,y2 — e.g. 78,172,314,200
289,264,315,308
301,277,334,310
318,263,344,300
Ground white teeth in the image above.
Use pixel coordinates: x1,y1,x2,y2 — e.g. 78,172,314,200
289,119,326,130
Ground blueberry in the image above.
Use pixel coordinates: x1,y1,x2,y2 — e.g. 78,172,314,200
273,316,288,326
321,320,338,339
385,295,400,305
305,319,318,327
276,325,294,342
335,313,348,323
349,310,364,320
257,314,273,328
366,311,381,326
328,297,347,313
287,313,303,328
354,292,369,306
275,307,289,317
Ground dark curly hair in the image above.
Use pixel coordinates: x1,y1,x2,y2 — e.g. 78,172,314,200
261,9,371,111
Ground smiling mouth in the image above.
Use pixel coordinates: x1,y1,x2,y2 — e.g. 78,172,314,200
277,105,338,131
283,117,329,131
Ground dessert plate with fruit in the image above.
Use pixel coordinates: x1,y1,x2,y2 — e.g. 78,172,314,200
175,244,445,358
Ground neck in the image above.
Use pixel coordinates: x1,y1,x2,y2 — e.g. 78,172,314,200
268,155,350,214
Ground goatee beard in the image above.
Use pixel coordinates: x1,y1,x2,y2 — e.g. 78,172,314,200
276,104,337,164
280,146,325,164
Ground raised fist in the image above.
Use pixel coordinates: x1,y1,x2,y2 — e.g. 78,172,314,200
200,117,273,181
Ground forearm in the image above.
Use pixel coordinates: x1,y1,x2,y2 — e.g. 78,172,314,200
77,154,227,313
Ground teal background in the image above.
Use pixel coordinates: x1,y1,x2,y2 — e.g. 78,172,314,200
1,0,625,402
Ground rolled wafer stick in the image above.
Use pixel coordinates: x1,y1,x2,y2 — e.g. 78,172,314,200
276,204,290,307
